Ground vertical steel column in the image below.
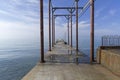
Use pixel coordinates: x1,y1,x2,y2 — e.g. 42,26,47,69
90,0,94,63
54,16,56,44
49,0,51,51
52,9,54,47
52,9,56,47
75,0,79,52
101,36,103,46
68,9,75,47
68,17,70,45
70,11,73,47
40,0,45,63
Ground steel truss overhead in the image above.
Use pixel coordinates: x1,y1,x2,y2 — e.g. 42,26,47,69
40,0,95,64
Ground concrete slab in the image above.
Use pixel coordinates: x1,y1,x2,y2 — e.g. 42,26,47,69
22,63,120,80
22,41,120,80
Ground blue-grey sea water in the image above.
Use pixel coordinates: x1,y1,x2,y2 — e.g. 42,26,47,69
0,40,42,80
0,39,100,80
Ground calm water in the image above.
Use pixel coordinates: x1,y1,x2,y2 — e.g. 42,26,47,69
0,40,42,80
0,39,99,80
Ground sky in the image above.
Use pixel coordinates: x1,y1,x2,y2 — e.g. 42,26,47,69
0,0,120,49
0,0,40,41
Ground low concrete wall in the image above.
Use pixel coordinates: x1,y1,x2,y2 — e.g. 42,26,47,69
97,48,120,76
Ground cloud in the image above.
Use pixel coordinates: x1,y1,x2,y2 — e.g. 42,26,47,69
100,16,108,20
95,8,104,18
78,21,90,28
0,20,39,40
26,0,39,4
0,0,39,24
109,9,116,16
72,21,90,29
98,9,116,21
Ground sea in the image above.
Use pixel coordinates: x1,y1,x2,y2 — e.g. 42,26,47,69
0,39,100,80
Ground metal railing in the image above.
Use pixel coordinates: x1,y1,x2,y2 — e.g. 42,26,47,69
102,35,120,46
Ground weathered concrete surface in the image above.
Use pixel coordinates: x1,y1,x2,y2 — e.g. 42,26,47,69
44,41,89,63
22,41,120,80
97,48,120,76
22,63,120,80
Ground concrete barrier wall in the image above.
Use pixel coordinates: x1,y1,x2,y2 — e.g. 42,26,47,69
97,48,120,76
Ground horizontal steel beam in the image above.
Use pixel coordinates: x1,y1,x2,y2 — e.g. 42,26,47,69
54,14,76,16
52,7,83,9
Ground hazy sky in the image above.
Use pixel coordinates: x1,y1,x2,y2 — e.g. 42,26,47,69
0,0,39,41
0,0,120,48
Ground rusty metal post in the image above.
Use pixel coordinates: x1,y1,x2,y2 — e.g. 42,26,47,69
40,0,45,63
52,9,54,47
52,9,56,47
67,9,76,47
90,0,94,63
52,10,54,47
75,0,79,52
54,16,56,44
49,0,51,51
68,17,70,45
70,11,73,47
101,36,103,46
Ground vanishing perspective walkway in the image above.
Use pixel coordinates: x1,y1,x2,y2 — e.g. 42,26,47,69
22,41,120,80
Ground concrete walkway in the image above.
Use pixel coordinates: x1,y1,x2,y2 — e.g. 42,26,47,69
22,41,120,80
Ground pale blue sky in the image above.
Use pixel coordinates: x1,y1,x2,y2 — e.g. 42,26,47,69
0,0,39,41
0,0,120,49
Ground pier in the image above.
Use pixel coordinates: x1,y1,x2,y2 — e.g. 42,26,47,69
22,41,120,80
22,0,120,80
